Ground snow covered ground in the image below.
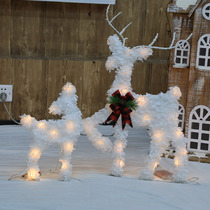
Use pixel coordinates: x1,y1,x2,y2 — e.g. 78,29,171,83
0,125,210,210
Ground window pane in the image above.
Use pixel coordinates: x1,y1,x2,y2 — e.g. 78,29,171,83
176,58,181,63
201,143,208,151
208,59,210,67
191,132,198,139
177,50,181,56
183,58,187,64
183,51,188,56
190,142,198,149
200,48,206,55
199,58,205,66
202,124,210,131
201,133,209,141
192,122,199,129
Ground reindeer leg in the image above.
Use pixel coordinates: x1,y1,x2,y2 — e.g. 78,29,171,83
170,128,188,183
110,124,128,177
139,127,169,180
83,106,113,152
26,139,44,181
59,141,74,181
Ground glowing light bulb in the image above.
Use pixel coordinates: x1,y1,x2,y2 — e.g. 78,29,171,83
27,168,39,180
106,59,115,69
176,129,183,138
115,142,124,152
64,142,74,153
63,84,73,93
66,121,74,132
137,96,147,106
116,159,125,168
22,115,33,125
49,105,57,114
154,130,164,142
153,161,159,170
121,88,128,95
97,140,105,146
37,122,46,129
180,148,187,156
143,114,151,122
30,148,41,160
171,87,181,98
61,161,69,170
174,158,180,167
49,129,59,139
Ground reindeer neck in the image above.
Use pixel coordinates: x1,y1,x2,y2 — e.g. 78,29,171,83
107,64,134,96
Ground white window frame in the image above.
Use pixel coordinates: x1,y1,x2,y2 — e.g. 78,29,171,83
202,3,210,20
196,34,210,70
187,105,210,153
173,40,190,68
29,0,116,4
178,104,185,131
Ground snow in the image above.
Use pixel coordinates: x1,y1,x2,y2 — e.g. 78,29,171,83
1,125,210,209
176,0,197,10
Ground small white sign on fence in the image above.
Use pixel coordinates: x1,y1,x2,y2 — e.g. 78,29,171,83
29,0,115,4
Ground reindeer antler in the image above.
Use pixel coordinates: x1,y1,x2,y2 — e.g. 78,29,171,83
106,4,132,46
146,33,193,50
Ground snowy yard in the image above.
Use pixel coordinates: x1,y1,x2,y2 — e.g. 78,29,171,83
0,125,210,210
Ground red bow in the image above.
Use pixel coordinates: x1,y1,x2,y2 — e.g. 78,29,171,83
105,90,134,130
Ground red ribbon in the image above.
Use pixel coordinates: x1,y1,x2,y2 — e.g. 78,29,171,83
105,90,134,130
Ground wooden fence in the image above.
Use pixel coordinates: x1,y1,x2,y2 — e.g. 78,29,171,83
0,0,171,120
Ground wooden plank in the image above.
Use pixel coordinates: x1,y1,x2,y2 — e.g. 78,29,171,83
81,60,114,117
45,2,80,58
11,0,45,57
11,59,47,120
0,58,13,120
0,0,11,56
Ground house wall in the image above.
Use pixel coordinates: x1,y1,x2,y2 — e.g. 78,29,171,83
0,0,171,120
168,14,193,114
185,1,210,134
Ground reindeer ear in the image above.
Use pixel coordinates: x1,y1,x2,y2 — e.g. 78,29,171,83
107,34,122,47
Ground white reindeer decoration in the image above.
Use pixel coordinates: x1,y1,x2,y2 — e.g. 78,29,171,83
21,83,82,181
83,5,192,182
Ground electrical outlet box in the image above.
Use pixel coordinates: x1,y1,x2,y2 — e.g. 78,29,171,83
0,85,13,102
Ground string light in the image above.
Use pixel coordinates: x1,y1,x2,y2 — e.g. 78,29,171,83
153,130,164,142
27,168,39,180
22,115,33,126
66,121,74,132
121,88,128,95
61,161,69,170
143,114,151,123
171,87,181,98
37,122,46,129
64,142,74,153
176,129,183,138
63,84,73,93
153,161,158,170
49,105,58,114
115,142,124,152
49,129,59,139
137,96,147,106
29,148,41,160
116,159,125,168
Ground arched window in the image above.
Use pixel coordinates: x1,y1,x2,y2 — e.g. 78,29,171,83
174,40,190,68
178,104,185,130
202,3,210,20
196,34,210,70
187,105,210,153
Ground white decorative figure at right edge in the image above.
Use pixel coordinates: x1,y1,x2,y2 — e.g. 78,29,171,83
21,83,82,181
83,5,192,183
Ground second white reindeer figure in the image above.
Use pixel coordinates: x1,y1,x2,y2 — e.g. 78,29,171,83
21,83,82,181
83,5,191,183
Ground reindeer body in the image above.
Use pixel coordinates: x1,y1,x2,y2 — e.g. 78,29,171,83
83,6,189,182
21,83,82,181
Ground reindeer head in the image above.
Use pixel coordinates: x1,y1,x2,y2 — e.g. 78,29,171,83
105,5,192,73
49,83,77,116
